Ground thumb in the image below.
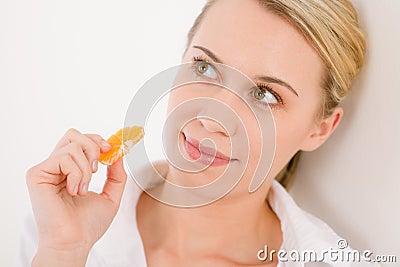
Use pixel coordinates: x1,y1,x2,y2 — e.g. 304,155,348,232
101,158,127,205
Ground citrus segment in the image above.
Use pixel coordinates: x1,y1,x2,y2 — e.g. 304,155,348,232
99,126,144,165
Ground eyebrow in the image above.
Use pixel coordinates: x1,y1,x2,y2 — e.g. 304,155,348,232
193,45,299,97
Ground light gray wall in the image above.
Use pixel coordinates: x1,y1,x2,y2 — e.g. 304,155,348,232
291,0,400,263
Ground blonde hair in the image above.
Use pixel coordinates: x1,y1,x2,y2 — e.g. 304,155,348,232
185,0,367,190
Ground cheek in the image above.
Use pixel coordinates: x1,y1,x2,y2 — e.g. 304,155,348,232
272,88,323,160
273,113,315,167
238,108,276,183
167,87,194,116
166,91,179,116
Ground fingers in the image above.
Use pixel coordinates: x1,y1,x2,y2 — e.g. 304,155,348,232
29,128,121,198
56,143,93,195
101,159,127,205
85,134,112,153
52,128,111,173
26,153,82,196
59,154,82,196
85,134,112,172
36,128,114,197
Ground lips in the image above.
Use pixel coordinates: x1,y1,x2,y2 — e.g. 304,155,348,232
182,132,233,166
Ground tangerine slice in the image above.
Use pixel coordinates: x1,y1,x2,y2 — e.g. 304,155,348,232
99,125,145,165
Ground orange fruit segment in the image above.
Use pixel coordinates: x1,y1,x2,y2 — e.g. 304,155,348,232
99,125,145,165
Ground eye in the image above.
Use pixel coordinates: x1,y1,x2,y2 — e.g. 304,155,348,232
252,85,279,104
254,87,266,100
192,56,219,80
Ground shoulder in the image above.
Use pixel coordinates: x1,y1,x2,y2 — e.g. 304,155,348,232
268,180,381,267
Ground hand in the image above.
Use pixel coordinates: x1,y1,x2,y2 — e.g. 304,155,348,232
25,128,128,265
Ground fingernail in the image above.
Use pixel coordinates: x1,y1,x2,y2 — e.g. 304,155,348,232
73,185,79,195
92,160,98,172
101,140,111,148
81,183,88,194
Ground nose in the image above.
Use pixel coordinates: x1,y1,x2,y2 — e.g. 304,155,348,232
195,87,243,137
197,116,229,136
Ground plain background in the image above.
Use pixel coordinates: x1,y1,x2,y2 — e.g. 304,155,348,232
1,0,399,266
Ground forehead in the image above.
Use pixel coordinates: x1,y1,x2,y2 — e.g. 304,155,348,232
189,0,325,94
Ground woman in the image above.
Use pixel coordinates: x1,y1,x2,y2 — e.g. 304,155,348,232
18,0,374,266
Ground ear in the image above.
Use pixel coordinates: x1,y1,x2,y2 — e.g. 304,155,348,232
300,107,344,152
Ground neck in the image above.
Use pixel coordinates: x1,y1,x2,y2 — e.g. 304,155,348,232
140,165,282,263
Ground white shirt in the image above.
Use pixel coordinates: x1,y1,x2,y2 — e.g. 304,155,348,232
15,161,380,267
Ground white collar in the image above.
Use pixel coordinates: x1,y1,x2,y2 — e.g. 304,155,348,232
91,161,372,266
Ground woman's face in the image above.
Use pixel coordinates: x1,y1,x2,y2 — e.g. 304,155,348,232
165,0,334,194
